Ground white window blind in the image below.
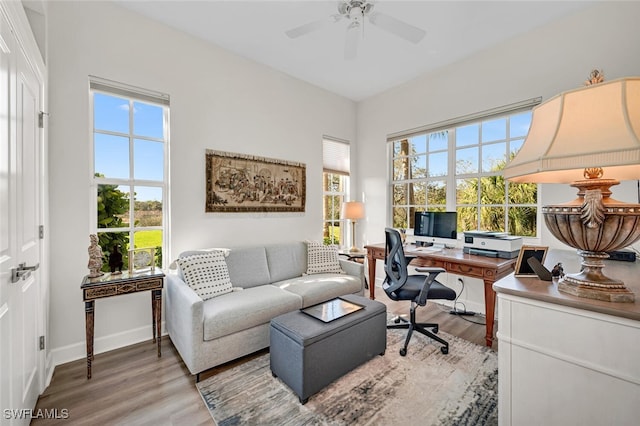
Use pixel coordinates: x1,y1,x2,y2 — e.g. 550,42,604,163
387,97,541,142
323,137,350,176
89,76,169,106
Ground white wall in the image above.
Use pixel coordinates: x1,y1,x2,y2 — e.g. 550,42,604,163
46,0,640,364
356,2,640,309
47,1,356,365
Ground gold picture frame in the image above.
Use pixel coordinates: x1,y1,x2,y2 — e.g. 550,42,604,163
205,149,306,213
128,247,156,273
514,245,549,277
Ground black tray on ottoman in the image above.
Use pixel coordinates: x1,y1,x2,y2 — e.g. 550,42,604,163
269,294,386,404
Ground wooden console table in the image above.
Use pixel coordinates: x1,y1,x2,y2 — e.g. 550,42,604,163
81,270,165,379
365,243,516,347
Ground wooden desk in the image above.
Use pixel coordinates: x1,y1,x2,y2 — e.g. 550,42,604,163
81,270,165,379
365,243,516,347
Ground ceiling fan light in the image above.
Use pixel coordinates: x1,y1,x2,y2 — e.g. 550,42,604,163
350,6,363,22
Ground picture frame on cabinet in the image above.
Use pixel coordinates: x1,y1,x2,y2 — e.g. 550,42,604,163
514,245,548,277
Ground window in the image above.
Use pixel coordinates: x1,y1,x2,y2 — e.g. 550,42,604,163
90,78,169,271
323,138,350,246
390,107,538,237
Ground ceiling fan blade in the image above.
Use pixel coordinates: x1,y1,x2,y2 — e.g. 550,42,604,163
368,12,426,44
285,14,342,39
285,18,328,39
344,22,359,60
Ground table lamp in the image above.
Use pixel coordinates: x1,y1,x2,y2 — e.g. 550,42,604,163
503,73,640,303
341,201,365,252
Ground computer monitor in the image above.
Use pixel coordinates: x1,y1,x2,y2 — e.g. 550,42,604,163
413,211,458,247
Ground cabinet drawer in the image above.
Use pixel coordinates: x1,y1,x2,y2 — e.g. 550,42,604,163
411,258,446,269
445,262,484,278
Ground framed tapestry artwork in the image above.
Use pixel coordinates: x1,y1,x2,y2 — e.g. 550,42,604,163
206,150,306,213
514,245,549,277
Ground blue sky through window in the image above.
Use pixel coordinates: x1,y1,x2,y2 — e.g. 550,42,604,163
94,93,165,201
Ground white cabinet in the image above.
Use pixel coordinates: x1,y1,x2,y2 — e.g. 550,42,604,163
497,293,640,425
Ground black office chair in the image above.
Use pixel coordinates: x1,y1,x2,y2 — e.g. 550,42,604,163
383,227,457,356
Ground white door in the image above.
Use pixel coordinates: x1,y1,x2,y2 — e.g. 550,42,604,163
1,9,43,424
0,9,15,421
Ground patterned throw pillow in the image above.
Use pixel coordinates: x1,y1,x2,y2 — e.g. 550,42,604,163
176,251,233,301
305,241,344,275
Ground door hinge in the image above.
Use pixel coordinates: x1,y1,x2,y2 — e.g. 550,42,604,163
39,335,45,351
38,111,49,128
39,225,44,239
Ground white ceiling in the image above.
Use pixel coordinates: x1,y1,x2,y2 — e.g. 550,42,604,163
115,1,596,101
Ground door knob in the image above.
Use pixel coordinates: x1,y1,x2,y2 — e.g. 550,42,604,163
10,262,40,283
18,262,39,271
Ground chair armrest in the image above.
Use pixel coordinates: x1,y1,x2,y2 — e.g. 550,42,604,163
165,273,204,372
415,267,447,306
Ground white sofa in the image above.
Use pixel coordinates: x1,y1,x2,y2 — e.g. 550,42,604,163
165,241,365,379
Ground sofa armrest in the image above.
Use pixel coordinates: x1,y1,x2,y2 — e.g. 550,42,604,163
165,273,204,373
339,259,365,293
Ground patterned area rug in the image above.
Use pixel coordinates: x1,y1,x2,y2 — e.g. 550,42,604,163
197,328,497,425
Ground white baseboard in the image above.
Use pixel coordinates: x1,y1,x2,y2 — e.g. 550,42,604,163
51,322,166,367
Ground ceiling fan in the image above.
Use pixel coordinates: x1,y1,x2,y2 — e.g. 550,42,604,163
285,0,426,60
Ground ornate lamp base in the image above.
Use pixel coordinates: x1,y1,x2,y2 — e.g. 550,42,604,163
557,251,635,302
543,173,640,303
349,220,359,252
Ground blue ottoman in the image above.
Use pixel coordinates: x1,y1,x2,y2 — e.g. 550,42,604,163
269,294,386,404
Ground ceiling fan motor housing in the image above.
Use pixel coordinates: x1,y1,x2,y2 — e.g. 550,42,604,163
285,0,426,59
339,0,374,21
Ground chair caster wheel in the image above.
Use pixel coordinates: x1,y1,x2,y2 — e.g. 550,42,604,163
394,317,401,324
441,346,448,354
432,326,438,334
399,348,407,356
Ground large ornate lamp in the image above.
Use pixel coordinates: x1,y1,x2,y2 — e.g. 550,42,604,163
341,201,365,252
504,73,640,302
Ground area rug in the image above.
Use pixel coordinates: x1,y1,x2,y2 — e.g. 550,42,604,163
197,328,497,425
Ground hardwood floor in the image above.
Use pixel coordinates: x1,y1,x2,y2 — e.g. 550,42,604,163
33,298,496,425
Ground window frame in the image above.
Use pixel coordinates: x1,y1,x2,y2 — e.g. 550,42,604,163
322,137,350,247
389,103,540,239
89,78,170,268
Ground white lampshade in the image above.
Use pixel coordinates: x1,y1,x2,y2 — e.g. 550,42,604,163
504,77,640,183
503,75,640,303
341,201,365,221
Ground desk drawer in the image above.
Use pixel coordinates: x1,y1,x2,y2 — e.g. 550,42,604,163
445,262,484,278
411,258,446,269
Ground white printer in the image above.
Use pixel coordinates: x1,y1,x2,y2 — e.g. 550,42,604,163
462,231,522,259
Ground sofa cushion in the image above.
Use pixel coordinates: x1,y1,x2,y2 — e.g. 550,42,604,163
274,274,362,307
176,251,233,301
202,285,301,341
175,248,230,281
305,241,344,275
225,246,271,288
265,242,307,282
